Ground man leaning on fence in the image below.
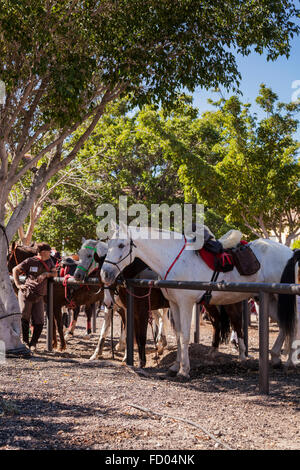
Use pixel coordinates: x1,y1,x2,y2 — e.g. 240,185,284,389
12,242,56,352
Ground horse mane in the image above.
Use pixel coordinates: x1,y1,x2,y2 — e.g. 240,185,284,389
17,244,38,254
122,258,149,279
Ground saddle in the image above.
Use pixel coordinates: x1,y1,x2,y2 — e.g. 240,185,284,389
199,239,261,276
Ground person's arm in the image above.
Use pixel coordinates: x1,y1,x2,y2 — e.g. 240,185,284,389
12,265,25,290
36,264,57,283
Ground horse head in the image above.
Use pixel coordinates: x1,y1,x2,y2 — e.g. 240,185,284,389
101,222,136,285
74,238,108,281
7,243,37,273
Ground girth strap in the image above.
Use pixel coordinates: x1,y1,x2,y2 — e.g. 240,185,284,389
198,270,220,306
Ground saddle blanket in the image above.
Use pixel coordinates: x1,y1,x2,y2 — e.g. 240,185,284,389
199,240,248,273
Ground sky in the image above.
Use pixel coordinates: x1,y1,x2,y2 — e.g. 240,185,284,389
191,35,300,140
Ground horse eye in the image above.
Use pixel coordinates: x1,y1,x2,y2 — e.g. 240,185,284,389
118,243,125,249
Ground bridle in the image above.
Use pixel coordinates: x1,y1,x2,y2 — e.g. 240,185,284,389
76,245,99,277
103,239,136,275
8,245,19,268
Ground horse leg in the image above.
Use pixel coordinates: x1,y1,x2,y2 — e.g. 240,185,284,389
154,309,168,355
177,299,195,379
55,306,66,352
226,303,246,361
166,303,182,376
205,305,221,357
268,296,285,366
52,316,58,350
89,306,112,360
230,331,239,350
64,306,79,340
134,305,147,368
116,320,126,351
84,304,93,338
270,328,285,367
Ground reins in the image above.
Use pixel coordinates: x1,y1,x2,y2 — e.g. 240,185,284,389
8,245,19,268
104,239,136,274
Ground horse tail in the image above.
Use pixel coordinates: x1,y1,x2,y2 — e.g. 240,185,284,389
168,308,175,331
277,250,300,339
219,305,231,344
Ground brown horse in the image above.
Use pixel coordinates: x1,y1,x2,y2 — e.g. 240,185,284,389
75,255,169,368
8,243,161,365
7,243,105,351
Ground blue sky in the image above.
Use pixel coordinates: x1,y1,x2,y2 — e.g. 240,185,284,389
192,35,300,140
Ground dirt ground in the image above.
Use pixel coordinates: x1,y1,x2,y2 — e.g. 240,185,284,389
0,310,299,451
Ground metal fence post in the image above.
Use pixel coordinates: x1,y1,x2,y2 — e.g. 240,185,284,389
126,283,134,366
92,303,97,333
259,291,269,395
194,303,200,343
242,300,249,357
46,279,54,352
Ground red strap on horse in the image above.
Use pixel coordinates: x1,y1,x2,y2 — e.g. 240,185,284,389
163,236,187,295
63,274,76,309
125,283,154,324
163,236,187,281
36,257,51,272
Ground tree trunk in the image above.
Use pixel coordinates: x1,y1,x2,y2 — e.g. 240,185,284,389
0,237,26,353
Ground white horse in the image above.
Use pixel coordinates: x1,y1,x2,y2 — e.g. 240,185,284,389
74,238,170,363
101,222,297,379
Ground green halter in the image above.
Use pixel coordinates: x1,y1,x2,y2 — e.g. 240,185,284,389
77,245,98,273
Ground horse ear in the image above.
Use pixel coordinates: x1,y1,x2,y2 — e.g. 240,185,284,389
110,219,118,232
97,241,108,258
119,221,129,237
81,237,86,244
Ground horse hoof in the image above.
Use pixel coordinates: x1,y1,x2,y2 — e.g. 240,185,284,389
208,348,218,358
167,369,177,377
139,361,146,369
271,360,282,369
176,372,190,381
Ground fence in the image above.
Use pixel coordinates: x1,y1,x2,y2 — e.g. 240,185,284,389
124,279,300,395
15,275,300,395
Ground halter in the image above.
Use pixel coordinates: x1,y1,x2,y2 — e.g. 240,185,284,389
76,245,99,276
8,245,19,268
104,239,136,274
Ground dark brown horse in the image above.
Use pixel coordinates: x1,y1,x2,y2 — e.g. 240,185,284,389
75,256,169,368
202,302,245,359
7,243,105,351
8,243,162,365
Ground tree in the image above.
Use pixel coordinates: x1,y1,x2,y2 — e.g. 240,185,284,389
34,99,185,251
161,86,300,244
0,0,298,350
